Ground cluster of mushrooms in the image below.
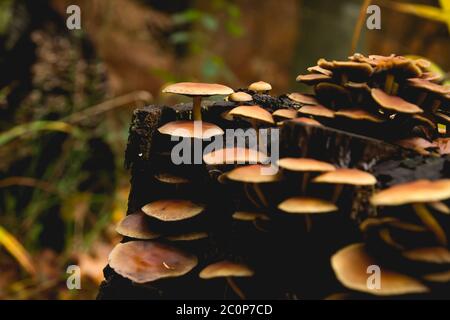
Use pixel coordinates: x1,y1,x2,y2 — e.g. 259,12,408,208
107,54,450,299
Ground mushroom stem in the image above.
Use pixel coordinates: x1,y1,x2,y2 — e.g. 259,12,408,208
431,99,441,113
412,203,448,246
301,172,310,194
384,74,395,94
193,96,203,121
305,215,313,232
226,277,246,300
253,183,269,208
244,183,261,208
331,184,344,203
391,82,399,96
416,92,427,106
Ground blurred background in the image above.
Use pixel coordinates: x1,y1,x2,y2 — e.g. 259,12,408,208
0,0,448,299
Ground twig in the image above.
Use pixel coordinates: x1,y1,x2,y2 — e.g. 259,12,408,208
350,0,372,55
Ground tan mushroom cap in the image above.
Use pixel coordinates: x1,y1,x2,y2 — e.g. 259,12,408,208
287,93,319,105
307,65,333,76
296,73,332,84
228,91,253,102
402,247,450,264
166,232,208,242
331,60,374,77
371,89,423,114
142,199,205,222
226,164,280,183
162,82,233,96
395,137,437,155
158,121,224,139
248,81,272,92
331,243,429,296
277,158,335,172
408,78,450,95
109,241,197,283
203,147,268,165
335,109,384,123
344,82,371,92
278,197,338,214
298,105,335,118
232,211,270,221
291,117,323,126
272,109,297,120
423,270,450,283
313,168,377,186
317,58,335,69
199,261,254,279
154,173,189,185
371,179,450,206
116,212,161,240
228,105,275,125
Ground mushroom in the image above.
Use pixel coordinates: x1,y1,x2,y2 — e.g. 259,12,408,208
272,109,298,123
402,247,450,264
108,241,198,283
287,93,319,106
335,109,384,123
314,83,351,109
296,73,332,85
395,137,437,156
248,81,272,94
166,232,209,242
277,157,335,192
162,82,233,121
142,199,205,222
408,78,450,112
291,117,323,126
199,261,254,299
228,91,253,103
278,196,338,231
331,243,429,296
298,104,335,119
116,212,161,240
226,164,280,208
154,172,190,185
370,179,450,246
371,88,423,115
232,211,270,222
203,147,268,166
307,65,333,77
313,168,377,203
158,120,224,140
329,60,374,83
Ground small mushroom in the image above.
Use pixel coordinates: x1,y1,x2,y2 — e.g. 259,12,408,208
315,83,351,109
395,137,437,155
248,81,272,94
370,179,450,246
272,109,298,122
142,199,205,222
228,91,253,103
158,120,224,140
313,168,377,203
408,78,450,112
287,93,319,106
199,261,254,299
116,212,161,240
162,82,233,121
298,104,335,119
371,88,423,114
291,117,323,126
307,65,333,77
108,241,198,283
228,105,275,127
296,73,332,85
331,243,429,296
203,147,268,166
154,173,190,185
335,109,384,123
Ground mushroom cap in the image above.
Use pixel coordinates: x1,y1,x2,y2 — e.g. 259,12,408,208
109,241,197,283
226,164,280,183
278,196,338,214
154,173,189,184
296,73,332,84
232,211,270,221
402,247,450,264
335,109,384,123
395,137,437,155
203,147,268,165
248,81,272,92
287,93,319,105
291,117,323,126
277,157,335,172
331,243,429,296
371,89,423,114
116,212,161,240
228,91,253,102
317,58,335,69
313,168,377,186
408,78,450,95
162,82,233,96
158,121,224,139
315,82,351,105
272,109,297,120
344,82,371,92
199,261,254,279
331,60,374,78
423,270,450,283
228,105,275,125
166,232,208,242
307,65,333,76
142,199,205,222
371,180,450,206
421,72,443,82
298,105,335,118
